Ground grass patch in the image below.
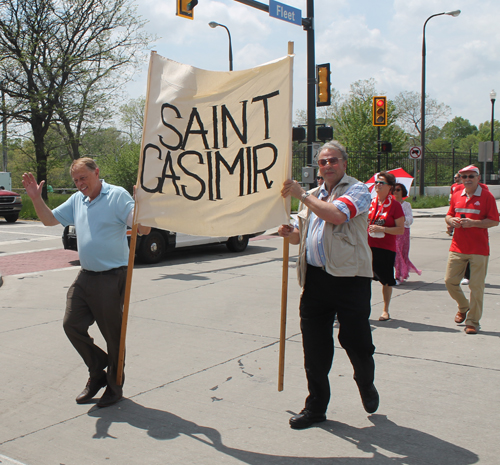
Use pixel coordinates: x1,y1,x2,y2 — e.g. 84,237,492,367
20,193,73,220
406,194,449,209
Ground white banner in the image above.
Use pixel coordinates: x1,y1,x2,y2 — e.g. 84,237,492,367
135,52,293,237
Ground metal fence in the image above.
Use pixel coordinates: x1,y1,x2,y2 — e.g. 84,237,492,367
292,147,487,187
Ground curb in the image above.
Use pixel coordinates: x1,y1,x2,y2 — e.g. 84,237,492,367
412,213,447,218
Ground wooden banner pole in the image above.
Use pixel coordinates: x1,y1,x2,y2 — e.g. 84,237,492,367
116,223,139,386
278,40,294,392
278,237,290,391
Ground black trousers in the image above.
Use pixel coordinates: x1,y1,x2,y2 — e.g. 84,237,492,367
63,267,127,394
299,265,375,413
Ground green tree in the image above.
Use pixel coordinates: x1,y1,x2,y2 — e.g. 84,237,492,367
120,96,146,144
333,79,407,152
0,0,152,198
476,120,500,142
440,116,478,141
98,142,140,194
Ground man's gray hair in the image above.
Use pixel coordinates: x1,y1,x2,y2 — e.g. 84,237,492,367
70,157,98,174
315,140,349,164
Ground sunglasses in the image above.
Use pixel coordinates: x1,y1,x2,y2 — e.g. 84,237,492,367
374,180,387,185
318,157,340,167
460,174,477,179
394,188,402,191
317,176,323,180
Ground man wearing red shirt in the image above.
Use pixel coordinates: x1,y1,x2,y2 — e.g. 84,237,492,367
445,165,499,334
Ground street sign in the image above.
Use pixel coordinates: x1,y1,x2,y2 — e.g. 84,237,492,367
478,141,498,162
312,142,321,164
269,0,302,26
409,146,422,159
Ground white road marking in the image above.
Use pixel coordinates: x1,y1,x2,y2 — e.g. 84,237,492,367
0,247,64,257
0,453,29,465
0,237,60,247
0,229,59,237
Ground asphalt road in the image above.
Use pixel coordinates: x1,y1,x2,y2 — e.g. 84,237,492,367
0,213,499,465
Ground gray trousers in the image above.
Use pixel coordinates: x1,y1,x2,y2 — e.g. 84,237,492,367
63,267,127,394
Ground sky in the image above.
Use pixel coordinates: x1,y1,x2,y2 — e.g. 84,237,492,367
125,0,500,129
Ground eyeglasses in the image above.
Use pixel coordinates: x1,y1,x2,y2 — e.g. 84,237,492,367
460,174,477,179
374,180,387,185
318,157,340,167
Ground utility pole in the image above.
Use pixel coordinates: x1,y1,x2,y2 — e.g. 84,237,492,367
304,0,315,166
1,86,7,172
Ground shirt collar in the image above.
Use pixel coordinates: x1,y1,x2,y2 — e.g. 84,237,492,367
460,184,482,197
82,180,108,204
320,173,349,198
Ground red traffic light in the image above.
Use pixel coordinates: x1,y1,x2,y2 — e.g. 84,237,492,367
372,96,388,127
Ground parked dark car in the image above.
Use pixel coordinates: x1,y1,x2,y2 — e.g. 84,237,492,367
62,225,253,264
0,188,22,223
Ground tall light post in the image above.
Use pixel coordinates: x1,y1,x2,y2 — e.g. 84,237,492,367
208,22,233,71
420,9,461,196
491,89,496,174
1,83,7,172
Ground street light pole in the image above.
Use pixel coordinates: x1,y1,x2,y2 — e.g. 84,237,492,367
420,9,460,196
491,89,496,175
209,22,233,71
1,85,6,172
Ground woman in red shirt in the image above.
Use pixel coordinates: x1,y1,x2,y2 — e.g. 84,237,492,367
368,171,405,321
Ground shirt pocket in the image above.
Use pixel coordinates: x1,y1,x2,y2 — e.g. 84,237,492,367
326,231,358,269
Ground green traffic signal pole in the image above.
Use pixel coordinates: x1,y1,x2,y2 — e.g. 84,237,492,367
234,0,316,166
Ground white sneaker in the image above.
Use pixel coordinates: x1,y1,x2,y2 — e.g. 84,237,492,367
461,278,469,285
395,280,401,286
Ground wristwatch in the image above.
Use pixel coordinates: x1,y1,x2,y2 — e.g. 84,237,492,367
301,191,311,202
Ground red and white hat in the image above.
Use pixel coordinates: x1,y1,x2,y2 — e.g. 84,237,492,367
458,165,480,174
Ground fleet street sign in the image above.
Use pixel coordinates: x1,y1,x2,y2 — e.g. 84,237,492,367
269,0,302,26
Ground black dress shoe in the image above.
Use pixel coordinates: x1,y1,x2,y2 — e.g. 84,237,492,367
357,383,379,413
289,409,326,429
97,386,123,408
76,374,107,404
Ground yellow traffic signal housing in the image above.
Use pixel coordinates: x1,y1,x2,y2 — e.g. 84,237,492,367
372,96,388,127
177,0,197,20
316,63,331,107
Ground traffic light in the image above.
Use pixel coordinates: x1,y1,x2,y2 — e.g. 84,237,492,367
292,126,306,142
380,142,392,153
317,126,333,142
316,63,331,107
372,96,388,127
177,0,198,20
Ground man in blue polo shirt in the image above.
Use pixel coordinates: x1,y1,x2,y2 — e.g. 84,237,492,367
22,158,150,407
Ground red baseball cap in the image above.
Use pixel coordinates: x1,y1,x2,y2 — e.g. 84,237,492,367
458,165,480,175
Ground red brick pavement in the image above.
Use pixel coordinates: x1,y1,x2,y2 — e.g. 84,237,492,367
0,234,277,277
0,249,80,276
